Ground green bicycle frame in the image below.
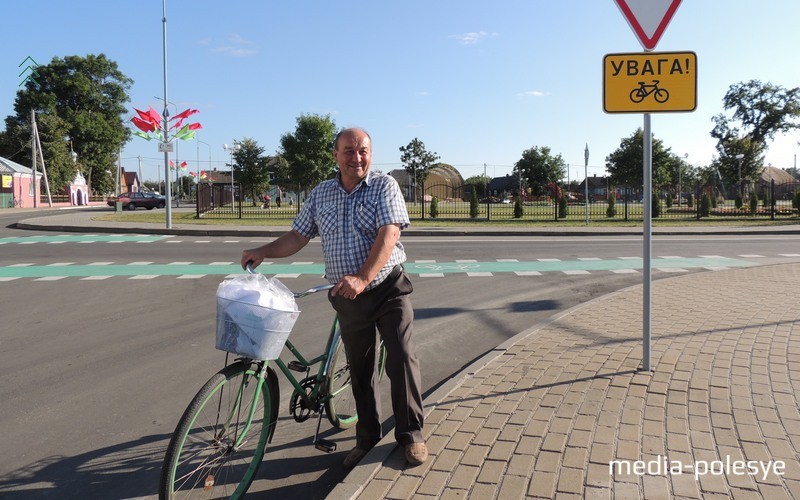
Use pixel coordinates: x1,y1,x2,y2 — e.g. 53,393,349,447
270,317,340,408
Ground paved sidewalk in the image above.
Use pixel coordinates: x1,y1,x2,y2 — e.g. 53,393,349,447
330,263,800,499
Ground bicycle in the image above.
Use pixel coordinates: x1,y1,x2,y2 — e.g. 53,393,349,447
629,79,670,104
159,268,387,499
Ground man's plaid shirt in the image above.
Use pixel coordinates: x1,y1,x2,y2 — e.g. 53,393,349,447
292,171,410,290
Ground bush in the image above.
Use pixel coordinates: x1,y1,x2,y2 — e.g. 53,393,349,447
430,196,439,218
699,193,711,217
652,195,661,218
794,191,800,214
558,194,568,218
687,193,694,208
606,194,617,218
749,193,758,214
513,197,523,218
469,189,479,218
734,195,743,210
665,195,673,209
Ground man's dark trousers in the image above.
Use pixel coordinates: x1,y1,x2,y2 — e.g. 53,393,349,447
329,268,424,448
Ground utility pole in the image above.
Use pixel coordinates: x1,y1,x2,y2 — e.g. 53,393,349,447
161,0,172,228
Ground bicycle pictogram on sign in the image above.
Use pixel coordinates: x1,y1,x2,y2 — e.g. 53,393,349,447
629,80,670,104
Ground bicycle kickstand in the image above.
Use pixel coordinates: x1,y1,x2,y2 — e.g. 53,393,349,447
313,404,337,453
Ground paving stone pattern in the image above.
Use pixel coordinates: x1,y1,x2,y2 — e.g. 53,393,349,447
350,263,800,499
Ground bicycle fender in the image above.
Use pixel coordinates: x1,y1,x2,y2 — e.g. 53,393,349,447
266,365,280,443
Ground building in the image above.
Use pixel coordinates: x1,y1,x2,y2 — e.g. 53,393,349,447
389,164,465,201
755,166,798,199
0,155,39,208
486,173,523,200
577,174,610,201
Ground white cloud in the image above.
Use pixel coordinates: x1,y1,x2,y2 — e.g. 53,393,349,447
211,33,258,57
516,90,550,97
448,31,497,45
415,91,431,97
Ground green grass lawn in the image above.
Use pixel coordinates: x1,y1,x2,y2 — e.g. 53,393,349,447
95,209,800,228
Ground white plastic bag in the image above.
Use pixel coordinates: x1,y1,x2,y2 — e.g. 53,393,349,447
215,274,300,360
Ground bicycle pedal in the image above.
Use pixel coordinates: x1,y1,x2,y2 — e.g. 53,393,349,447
288,361,306,372
315,439,337,453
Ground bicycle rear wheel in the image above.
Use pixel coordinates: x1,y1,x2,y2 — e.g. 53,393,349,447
160,361,274,499
326,324,387,430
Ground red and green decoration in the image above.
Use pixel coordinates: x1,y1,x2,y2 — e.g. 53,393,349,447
170,160,188,172
131,106,202,142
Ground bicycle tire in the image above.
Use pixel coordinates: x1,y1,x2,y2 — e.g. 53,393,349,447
159,361,274,499
326,324,387,430
629,88,645,103
654,88,670,103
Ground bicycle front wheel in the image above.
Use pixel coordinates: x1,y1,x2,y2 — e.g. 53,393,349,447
326,328,387,430
159,361,273,499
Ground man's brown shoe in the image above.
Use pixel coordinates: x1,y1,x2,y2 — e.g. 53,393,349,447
343,447,370,469
405,442,428,466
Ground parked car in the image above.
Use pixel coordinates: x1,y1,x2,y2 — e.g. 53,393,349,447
107,191,166,210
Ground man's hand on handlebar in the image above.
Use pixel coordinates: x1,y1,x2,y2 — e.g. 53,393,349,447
241,249,265,270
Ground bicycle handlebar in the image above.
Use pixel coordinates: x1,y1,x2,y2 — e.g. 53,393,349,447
245,261,334,298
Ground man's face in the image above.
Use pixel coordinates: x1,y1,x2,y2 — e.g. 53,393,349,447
334,131,372,185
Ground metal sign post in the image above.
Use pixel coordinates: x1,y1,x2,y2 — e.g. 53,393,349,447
642,113,652,371
609,0,687,372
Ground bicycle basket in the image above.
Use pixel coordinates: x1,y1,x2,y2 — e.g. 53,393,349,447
215,274,300,360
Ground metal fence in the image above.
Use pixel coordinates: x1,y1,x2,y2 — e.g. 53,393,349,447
196,180,800,222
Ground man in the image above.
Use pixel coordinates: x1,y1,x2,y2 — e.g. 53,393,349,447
240,128,427,469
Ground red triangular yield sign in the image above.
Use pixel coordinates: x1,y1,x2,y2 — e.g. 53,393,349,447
615,0,682,51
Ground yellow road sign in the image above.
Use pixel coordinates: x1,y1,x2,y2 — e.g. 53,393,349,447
603,51,696,113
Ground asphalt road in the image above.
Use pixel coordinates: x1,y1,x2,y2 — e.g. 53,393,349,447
2,212,799,499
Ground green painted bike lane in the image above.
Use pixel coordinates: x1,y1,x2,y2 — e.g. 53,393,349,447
0,257,754,279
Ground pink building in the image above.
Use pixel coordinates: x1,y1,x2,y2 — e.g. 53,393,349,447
0,156,40,209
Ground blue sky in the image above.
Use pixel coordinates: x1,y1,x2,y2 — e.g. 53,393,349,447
2,1,799,184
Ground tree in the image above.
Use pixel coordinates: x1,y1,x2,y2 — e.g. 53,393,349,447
465,174,491,198
231,138,272,205
276,114,337,195
399,138,440,202
605,128,674,191
712,80,800,183
513,146,565,196
1,54,133,194
469,188,479,218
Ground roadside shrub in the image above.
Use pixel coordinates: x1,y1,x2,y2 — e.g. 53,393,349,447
430,196,439,218
558,194,568,218
665,195,673,209
749,193,758,214
687,193,694,208
469,189,479,218
711,195,718,208
734,194,743,210
606,193,617,218
699,193,711,217
652,195,661,218
513,197,523,218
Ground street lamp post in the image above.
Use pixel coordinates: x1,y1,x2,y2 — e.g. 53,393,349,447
735,153,745,198
584,143,589,225
223,142,241,207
